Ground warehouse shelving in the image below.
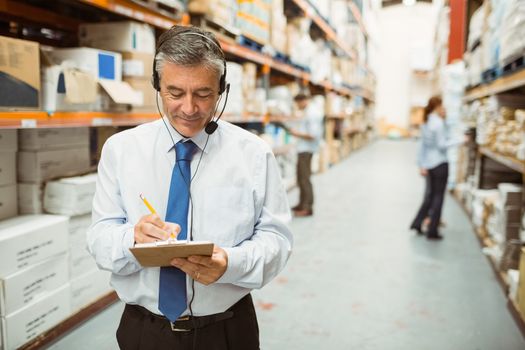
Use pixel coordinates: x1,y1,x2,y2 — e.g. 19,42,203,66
479,147,525,175
464,69,525,102
0,1,376,348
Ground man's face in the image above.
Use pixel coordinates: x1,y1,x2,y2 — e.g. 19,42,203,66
296,99,308,110
160,62,221,137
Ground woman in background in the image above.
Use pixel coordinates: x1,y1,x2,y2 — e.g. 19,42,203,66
410,96,453,240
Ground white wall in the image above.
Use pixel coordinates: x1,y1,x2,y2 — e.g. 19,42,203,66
374,3,440,128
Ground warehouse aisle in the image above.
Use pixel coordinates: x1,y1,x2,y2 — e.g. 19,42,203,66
48,140,525,350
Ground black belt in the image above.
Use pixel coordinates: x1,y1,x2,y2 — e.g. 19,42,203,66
128,302,237,332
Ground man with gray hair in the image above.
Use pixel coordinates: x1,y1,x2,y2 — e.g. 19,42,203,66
87,25,293,349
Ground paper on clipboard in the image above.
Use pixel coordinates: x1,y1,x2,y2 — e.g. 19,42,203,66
130,240,214,267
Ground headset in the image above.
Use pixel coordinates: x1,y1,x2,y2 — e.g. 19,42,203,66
152,26,231,135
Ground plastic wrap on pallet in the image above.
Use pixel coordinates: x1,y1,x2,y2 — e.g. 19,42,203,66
188,0,238,29
330,0,349,32
223,62,244,116
286,18,316,69
310,40,332,84
499,0,525,64
467,5,485,52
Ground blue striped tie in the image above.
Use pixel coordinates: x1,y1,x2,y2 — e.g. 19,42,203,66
159,140,197,322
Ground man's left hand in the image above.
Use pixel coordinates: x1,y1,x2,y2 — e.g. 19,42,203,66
170,245,228,285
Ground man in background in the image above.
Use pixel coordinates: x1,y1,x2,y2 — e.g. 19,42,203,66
288,93,324,217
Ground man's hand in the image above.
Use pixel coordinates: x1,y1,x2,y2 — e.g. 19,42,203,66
420,168,428,177
170,246,228,285
134,214,180,244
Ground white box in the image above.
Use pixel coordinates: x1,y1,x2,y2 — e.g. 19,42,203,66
0,215,68,277
17,147,91,183
0,254,68,316
1,284,71,350
79,21,156,54
46,47,122,81
70,269,112,313
44,173,97,216
18,128,89,151
0,130,17,151
68,215,96,277
17,183,44,214
0,153,16,186
0,185,17,221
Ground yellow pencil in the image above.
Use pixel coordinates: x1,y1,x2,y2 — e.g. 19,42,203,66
139,193,157,214
139,193,176,239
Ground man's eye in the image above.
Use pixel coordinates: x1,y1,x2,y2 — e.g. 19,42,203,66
170,93,183,99
196,93,212,99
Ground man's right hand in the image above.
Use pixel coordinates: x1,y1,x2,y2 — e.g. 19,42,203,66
420,168,428,177
134,214,180,244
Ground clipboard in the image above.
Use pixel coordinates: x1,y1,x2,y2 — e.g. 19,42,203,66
130,241,214,267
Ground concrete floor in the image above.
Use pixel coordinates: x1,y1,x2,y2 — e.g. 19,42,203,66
47,139,525,350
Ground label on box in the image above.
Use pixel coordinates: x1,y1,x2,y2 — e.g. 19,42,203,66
1,284,71,350
0,215,69,277
0,254,69,316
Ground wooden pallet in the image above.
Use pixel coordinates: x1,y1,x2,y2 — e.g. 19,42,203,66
130,0,184,20
481,66,502,83
502,53,525,76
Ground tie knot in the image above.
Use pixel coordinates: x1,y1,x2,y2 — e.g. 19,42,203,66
175,140,197,161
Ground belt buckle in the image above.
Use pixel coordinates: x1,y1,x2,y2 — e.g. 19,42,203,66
170,316,191,332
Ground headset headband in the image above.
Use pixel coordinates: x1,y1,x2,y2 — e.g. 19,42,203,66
151,27,227,94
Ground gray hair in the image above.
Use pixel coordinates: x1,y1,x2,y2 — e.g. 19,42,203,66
155,26,225,83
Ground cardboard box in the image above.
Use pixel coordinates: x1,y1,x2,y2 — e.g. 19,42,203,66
123,77,156,111
0,36,40,109
0,215,68,277
43,173,96,216
17,147,91,183
0,152,16,186
0,185,17,221
1,284,71,350
19,128,89,151
90,126,119,166
68,213,97,278
17,183,44,215
46,47,122,81
122,52,154,78
70,268,111,313
42,66,141,112
0,254,68,316
0,130,17,151
79,21,156,54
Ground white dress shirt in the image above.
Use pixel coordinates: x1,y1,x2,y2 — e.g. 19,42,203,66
87,118,293,316
294,104,324,154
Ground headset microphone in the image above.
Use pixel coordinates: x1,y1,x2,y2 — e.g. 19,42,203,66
205,83,230,135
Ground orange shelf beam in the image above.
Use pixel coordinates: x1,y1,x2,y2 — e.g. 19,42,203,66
77,0,178,29
0,111,159,128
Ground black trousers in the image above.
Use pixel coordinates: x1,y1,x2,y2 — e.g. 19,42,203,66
297,152,313,211
411,162,449,236
116,294,259,350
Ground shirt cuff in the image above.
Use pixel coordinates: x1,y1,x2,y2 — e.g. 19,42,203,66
216,247,246,284
122,225,139,262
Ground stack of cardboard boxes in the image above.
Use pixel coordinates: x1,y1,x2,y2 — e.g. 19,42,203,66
0,215,71,350
0,129,114,349
0,131,17,222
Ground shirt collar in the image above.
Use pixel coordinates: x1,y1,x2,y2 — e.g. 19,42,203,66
159,117,212,154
